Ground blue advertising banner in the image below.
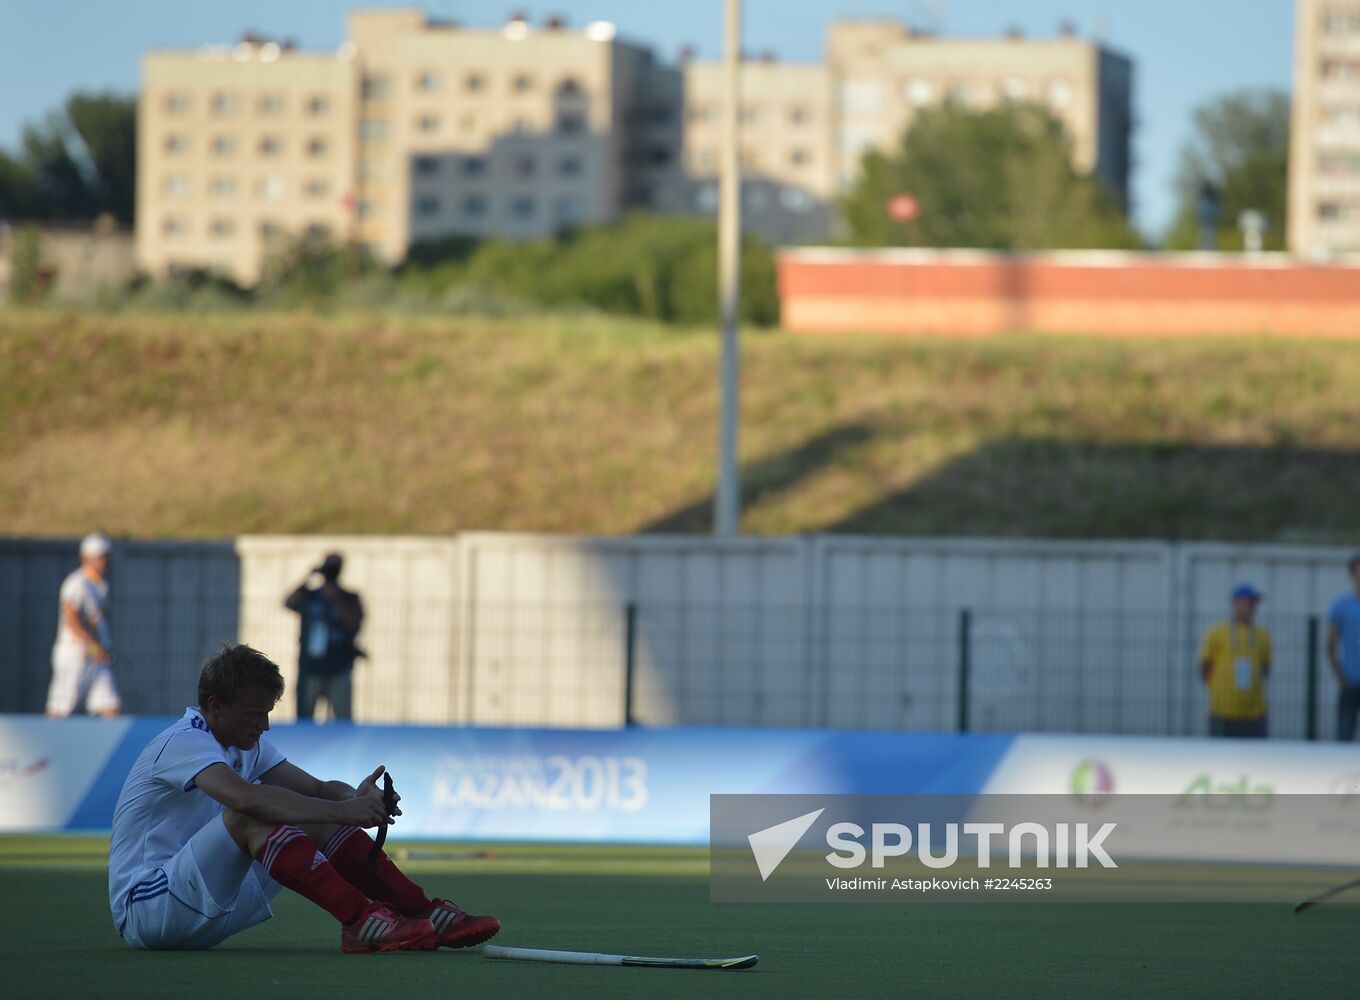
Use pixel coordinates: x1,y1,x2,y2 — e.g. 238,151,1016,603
2,715,1014,843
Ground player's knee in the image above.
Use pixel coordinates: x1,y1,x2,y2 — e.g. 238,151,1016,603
220,809,273,856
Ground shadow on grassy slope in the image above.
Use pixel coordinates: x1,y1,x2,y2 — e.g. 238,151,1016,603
642,423,879,533
824,438,1360,541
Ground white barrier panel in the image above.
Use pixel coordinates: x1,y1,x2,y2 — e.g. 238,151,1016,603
983,733,1360,796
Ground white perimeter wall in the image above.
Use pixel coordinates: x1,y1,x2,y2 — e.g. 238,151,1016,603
1,533,1352,735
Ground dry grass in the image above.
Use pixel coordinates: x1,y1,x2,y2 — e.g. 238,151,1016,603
4,308,1360,540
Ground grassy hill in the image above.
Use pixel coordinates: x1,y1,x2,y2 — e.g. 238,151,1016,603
5,309,1360,541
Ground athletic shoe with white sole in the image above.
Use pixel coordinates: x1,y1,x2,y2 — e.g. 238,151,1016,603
341,902,437,953
418,898,501,949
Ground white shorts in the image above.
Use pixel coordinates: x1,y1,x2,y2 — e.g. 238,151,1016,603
47,644,121,716
120,815,282,950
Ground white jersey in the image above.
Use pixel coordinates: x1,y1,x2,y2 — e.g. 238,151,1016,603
108,707,285,932
55,569,110,653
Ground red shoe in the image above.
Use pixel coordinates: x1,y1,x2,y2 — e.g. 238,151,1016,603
341,902,437,953
418,898,501,949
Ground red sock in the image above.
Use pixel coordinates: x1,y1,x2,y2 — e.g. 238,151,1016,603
256,824,368,926
322,825,431,916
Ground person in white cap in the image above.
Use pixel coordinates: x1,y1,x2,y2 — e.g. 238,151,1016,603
46,532,122,718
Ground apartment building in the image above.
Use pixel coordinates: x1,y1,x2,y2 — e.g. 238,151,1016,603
137,42,358,285
1289,0,1360,257
137,10,1132,284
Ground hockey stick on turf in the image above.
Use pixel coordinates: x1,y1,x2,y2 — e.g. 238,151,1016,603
484,945,758,969
1294,875,1360,913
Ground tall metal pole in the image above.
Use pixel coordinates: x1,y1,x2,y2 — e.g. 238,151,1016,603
714,0,742,536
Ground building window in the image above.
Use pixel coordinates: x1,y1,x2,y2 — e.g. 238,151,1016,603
305,179,329,199
694,182,718,213
688,105,715,124
1046,79,1073,109
164,93,190,114
259,136,283,156
461,195,487,218
359,158,384,181
466,72,486,93
259,176,286,201
649,105,675,126
163,175,189,197
417,114,439,133
1001,77,1029,101
556,77,582,97
416,71,441,92
415,195,440,217
210,218,235,238
357,200,376,220
512,73,534,92
258,94,285,116
259,221,283,241
695,147,716,170
780,186,814,213
789,148,810,167
648,146,672,167
361,118,388,141
740,105,762,124
164,133,188,155
553,196,583,224
211,93,238,117
903,79,937,106
362,76,391,100
462,156,486,177
557,155,582,177
162,216,188,237
414,156,440,178
1319,201,1344,220
306,223,332,240
840,79,883,114
306,137,328,157
511,117,533,135
557,111,586,135
510,196,536,219
744,185,770,211
789,105,811,125
306,96,331,117
512,154,535,178
210,177,236,198
210,135,235,157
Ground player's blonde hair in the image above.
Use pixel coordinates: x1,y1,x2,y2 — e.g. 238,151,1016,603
197,642,284,708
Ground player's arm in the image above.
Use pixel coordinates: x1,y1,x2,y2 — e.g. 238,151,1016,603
1327,622,1346,687
194,762,388,828
261,760,403,814
1197,628,1216,684
61,600,105,658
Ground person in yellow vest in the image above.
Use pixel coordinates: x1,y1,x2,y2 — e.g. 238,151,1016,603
1198,584,1271,738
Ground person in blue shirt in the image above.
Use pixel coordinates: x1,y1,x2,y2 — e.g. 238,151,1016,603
1325,554,1360,742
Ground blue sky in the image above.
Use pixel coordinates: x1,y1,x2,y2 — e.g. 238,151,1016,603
0,1,1293,238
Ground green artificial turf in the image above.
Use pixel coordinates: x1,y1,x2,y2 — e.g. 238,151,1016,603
1,836,1354,999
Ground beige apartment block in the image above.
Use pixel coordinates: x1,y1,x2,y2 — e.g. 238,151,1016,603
138,42,358,285
823,20,1133,208
136,10,1134,283
1289,0,1360,257
346,9,679,262
683,59,838,244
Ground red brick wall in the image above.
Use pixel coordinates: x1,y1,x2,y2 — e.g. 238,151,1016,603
778,250,1360,337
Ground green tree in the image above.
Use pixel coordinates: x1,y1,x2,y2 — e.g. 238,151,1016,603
0,92,136,223
842,103,1140,250
1164,89,1289,251
8,224,45,304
